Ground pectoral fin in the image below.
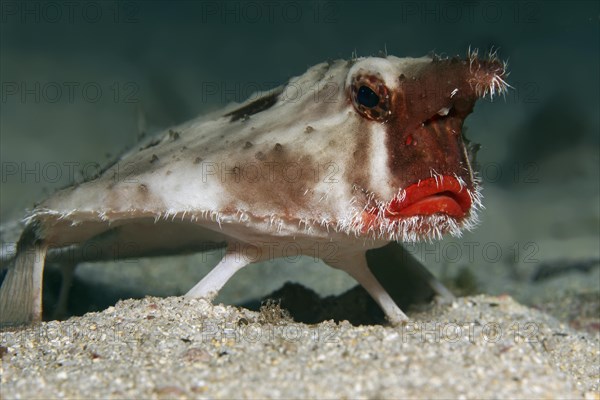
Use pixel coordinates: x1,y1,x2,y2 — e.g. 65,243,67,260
326,251,409,325
185,242,252,300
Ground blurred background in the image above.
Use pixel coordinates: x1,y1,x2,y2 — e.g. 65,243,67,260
1,1,598,326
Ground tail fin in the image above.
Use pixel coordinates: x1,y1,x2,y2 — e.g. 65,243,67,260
0,224,47,327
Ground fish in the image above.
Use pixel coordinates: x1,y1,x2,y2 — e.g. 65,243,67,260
0,49,508,326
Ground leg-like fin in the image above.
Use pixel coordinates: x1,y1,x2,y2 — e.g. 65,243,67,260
185,243,251,300
327,252,409,325
0,241,48,326
367,242,455,305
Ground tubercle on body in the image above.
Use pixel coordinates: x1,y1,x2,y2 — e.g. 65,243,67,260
0,49,508,326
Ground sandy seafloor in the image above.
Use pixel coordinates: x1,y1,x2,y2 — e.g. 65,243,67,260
1,295,599,399
1,1,599,399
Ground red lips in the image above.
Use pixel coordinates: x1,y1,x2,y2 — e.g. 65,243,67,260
366,176,472,222
386,176,471,219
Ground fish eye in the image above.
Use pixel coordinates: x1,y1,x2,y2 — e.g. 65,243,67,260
350,75,391,121
357,86,379,108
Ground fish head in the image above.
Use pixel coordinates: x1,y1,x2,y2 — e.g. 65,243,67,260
337,51,508,242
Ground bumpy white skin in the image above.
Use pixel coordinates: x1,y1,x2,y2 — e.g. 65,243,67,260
0,54,507,325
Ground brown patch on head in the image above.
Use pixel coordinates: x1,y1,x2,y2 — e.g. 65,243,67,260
381,57,503,190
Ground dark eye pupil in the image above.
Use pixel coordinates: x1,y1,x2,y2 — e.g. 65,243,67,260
357,86,379,108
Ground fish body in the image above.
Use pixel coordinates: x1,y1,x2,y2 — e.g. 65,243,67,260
0,50,508,325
